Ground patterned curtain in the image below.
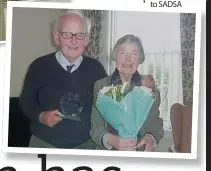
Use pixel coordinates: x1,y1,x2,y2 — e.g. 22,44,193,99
180,13,196,107
0,0,6,41
81,10,105,60
0,0,17,41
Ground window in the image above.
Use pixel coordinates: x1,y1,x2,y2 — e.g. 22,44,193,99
107,11,183,130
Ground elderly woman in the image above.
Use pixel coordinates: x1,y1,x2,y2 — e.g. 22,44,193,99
90,34,164,151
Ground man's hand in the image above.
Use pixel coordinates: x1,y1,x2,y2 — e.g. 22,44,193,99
39,110,62,127
107,134,137,151
136,135,154,152
142,74,156,92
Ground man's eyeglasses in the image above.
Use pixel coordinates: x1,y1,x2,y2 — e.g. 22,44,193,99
58,31,86,40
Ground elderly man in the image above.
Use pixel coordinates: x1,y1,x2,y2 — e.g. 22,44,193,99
19,11,107,149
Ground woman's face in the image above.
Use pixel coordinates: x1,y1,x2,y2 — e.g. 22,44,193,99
116,43,140,76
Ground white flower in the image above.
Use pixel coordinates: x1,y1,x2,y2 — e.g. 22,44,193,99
100,86,112,94
112,87,117,101
121,82,129,94
139,86,153,96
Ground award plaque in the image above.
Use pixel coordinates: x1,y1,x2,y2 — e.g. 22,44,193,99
59,92,84,121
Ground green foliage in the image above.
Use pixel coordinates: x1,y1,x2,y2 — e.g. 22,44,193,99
104,84,133,102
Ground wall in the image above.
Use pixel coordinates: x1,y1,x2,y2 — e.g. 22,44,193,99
10,7,61,97
113,11,181,53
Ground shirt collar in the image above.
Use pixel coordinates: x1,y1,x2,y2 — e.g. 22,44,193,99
55,50,83,71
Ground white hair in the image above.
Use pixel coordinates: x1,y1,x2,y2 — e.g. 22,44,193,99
53,10,92,34
111,34,145,64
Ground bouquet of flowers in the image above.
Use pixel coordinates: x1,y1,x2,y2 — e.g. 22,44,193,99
95,82,156,138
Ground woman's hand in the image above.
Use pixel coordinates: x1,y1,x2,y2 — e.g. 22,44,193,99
108,134,137,151
136,135,154,152
142,74,156,91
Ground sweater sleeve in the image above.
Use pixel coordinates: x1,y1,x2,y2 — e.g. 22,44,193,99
93,59,108,81
19,61,43,123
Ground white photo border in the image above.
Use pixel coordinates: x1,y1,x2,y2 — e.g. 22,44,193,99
2,1,203,160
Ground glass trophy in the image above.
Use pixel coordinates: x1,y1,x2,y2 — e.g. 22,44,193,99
59,92,84,121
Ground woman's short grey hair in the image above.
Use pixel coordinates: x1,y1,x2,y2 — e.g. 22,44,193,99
53,10,92,34
111,34,145,64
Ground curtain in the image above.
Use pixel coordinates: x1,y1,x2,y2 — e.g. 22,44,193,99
0,0,17,41
180,13,196,107
81,10,105,61
0,0,6,41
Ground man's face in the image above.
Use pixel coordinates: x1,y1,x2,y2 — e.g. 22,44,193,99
54,14,88,62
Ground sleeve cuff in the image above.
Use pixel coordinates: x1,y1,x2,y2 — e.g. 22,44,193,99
145,134,158,149
102,133,113,150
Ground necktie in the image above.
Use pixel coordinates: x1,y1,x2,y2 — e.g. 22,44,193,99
66,64,74,73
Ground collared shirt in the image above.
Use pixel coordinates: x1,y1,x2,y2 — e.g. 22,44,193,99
55,50,83,73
